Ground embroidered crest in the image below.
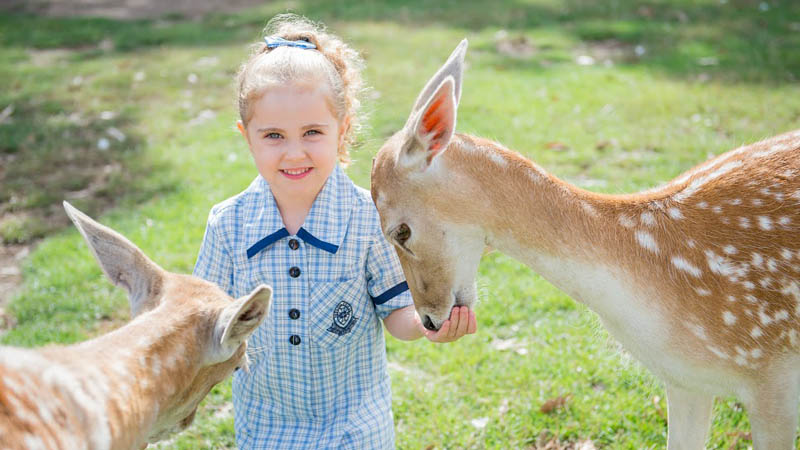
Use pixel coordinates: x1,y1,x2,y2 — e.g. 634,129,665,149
327,301,358,336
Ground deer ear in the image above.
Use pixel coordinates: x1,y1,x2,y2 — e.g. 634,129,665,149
215,285,272,360
399,39,467,170
64,201,165,317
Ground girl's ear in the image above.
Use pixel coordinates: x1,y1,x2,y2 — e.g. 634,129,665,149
237,121,249,143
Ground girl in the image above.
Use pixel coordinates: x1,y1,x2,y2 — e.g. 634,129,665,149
194,14,477,449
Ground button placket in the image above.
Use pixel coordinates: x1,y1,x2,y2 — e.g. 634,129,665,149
286,235,305,348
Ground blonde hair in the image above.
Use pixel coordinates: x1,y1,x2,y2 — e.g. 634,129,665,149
236,14,364,164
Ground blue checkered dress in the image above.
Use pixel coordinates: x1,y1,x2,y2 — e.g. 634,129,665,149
194,165,412,449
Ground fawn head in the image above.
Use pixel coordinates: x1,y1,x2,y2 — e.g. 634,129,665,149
371,40,485,331
63,202,272,442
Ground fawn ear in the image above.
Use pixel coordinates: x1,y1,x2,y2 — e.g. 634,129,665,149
212,285,272,362
63,201,165,317
400,39,467,170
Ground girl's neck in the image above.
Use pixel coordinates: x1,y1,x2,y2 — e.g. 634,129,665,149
274,192,314,235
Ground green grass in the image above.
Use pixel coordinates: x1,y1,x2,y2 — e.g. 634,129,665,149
2,0,799,448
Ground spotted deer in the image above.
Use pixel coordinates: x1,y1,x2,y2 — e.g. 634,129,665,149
371,40,800,449
0,202,272,449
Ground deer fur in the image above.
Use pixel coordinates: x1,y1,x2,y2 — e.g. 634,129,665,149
0,202,272,449
370,40,800,449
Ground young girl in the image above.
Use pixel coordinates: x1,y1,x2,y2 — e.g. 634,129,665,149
194,15,477,449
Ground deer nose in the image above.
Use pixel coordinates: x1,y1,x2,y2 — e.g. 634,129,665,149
422,314,438,331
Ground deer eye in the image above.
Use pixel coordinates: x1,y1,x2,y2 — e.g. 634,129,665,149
392,223,411,246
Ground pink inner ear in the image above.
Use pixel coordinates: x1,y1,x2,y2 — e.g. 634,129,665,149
420,87,453,155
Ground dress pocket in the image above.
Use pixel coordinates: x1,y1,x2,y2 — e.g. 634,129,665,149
309,277,370,348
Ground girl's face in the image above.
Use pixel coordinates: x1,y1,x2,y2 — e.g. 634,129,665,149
239,83,343,206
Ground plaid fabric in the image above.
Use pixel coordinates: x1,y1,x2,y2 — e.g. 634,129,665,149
194,165,412,449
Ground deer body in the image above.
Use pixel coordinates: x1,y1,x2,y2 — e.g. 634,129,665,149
371,40,800,448
0,204,272,449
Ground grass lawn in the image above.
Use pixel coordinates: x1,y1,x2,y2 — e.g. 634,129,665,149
2,0,799,448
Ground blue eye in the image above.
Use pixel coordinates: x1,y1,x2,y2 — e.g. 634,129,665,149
265,132,282,139
305,129,321,136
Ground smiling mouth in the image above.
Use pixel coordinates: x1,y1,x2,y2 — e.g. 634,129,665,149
281,167,313,179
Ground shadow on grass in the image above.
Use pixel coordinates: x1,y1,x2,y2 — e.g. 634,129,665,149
0,92,175,244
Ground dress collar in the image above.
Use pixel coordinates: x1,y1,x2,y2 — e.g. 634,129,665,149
246,165,355,258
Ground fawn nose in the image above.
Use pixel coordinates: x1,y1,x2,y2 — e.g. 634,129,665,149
422,314,438,331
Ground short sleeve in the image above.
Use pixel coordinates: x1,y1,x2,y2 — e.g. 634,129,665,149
193,209,234,296
366,232,413,320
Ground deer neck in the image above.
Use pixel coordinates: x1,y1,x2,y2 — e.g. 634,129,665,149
444,135,658,313
48,305,202,447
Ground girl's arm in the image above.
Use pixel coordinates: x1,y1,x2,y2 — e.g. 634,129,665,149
383,305,477,342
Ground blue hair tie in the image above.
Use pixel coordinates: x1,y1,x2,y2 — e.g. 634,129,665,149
264,36,316,50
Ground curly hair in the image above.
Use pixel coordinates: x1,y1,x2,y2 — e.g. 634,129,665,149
236,14,365,164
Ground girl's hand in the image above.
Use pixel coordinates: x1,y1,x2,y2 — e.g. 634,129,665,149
419,306,477,343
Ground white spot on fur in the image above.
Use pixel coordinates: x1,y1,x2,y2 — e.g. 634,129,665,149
672,256,702,277
694,287,712,296
751,348,763,359
728,198,742,205
635,231,660,254
775,309,789,321
745,294,759,303
723,245,737,255
697,201,709,209
722,310,737,325
759,309,774,326
757,216,773,230
580,201,599,217
688,323,708,341
640,211,656,227
739,217,751,229
727,295,736,302
779,216,791,226
751,327,763,338
751,198,764,206
712,205,722,214
752,252,764,268
782,248,794,261
706,345,729,359
687,239,696,248
674,160,743,202
743,281,755,290
618,215,636,228
767,258,779,272
668,208,683,219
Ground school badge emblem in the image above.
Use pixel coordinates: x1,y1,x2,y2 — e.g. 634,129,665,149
327,301,358,336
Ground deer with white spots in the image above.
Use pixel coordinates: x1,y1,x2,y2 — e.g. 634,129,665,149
0,202,272,449
371,40,800,449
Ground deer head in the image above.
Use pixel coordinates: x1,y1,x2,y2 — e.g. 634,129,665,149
371,40,486,331
62,202,272,444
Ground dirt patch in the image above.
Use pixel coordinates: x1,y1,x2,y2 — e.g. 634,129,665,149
1,0,267,19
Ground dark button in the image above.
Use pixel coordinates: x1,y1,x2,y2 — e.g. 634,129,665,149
288,308,301,320
289,335,301,345
289,266,301,278
288,239,299,250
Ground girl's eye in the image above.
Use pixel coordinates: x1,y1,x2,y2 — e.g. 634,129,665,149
304,129,321,136
265,132,282,139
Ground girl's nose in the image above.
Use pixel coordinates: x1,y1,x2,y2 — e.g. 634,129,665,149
285,141,306,160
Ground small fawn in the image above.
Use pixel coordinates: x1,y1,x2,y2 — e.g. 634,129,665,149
371,40,800,448
0,202,272,449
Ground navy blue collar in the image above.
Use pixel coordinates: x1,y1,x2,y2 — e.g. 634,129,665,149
246,226,338,258
245,166,355,259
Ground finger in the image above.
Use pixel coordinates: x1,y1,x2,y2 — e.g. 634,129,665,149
435,320,451,341
447,308,460,338
454,307,469,337
467,310,477,334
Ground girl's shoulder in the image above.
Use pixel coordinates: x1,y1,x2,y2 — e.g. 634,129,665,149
207,176,266,225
